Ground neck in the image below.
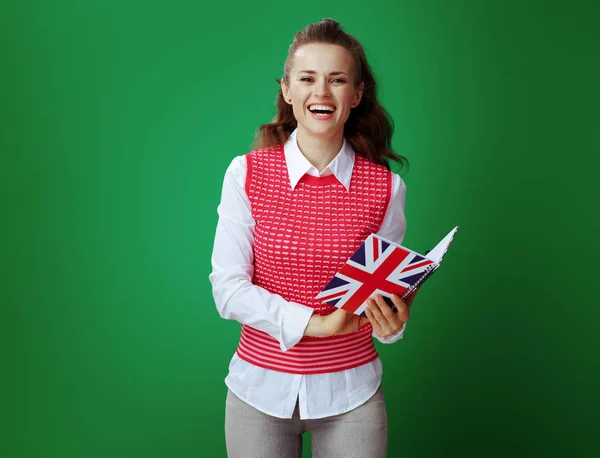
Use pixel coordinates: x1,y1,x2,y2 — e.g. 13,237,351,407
295,126,344,172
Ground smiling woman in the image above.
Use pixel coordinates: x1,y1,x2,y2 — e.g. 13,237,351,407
209,18,412,458
254,19,408,172
278,43,362,171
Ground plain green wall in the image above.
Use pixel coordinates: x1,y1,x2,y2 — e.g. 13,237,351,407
2,0,599,457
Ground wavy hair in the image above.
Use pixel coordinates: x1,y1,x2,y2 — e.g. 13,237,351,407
252,18,408,172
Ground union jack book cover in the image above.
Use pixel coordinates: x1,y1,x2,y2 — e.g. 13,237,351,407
315,227,459,316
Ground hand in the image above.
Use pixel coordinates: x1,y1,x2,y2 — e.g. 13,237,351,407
304,307,369,338
322,307,370,336
365,290,419,337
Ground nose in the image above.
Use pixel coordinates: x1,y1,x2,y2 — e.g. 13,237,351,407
315,78,331,98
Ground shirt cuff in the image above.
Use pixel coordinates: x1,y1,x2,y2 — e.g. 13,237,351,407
280,302,314,351
373,321,407,344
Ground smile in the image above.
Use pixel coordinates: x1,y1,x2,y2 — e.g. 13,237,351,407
307,104,336,120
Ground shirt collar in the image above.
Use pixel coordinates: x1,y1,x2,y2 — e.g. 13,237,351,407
283,128,355,191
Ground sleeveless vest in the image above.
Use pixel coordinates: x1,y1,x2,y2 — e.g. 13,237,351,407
236,144,392,374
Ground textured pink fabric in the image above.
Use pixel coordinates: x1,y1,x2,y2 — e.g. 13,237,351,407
236,144,392,374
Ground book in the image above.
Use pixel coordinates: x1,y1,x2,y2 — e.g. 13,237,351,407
315,226,459,316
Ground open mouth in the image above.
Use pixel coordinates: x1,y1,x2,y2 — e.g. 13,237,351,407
308,104,336,117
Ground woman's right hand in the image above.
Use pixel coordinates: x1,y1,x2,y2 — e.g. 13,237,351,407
304,308,369,337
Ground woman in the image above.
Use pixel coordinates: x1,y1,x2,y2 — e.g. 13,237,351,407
209,18,416,458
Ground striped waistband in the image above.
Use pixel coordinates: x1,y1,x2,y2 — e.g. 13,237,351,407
236,324,378,375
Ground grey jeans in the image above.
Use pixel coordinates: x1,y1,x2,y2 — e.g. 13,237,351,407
224,386,388,458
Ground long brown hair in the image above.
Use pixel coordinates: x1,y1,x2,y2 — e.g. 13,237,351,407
252,18,408,172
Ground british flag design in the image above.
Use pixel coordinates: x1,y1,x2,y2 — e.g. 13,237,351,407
315,234,436,316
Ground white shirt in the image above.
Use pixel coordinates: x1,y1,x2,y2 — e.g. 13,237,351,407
209,128,408,419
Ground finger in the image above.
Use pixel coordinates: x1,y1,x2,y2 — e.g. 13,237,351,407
374,294,405,329
373,294,396,319
329,307,355,334
392,294,410,312
368,297,391,335
368,297,387,323
364,307,383,336
391,294,410,322
353,313,369,330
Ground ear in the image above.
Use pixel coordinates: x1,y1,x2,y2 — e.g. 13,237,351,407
352,81,364,107
280,79,291,104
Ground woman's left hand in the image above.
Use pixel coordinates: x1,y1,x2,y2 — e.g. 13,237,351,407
365,291,418,337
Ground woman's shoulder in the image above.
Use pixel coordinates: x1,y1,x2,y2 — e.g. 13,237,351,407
225,142,282,171
355,154,406,192
221,155,247,184
222,144,285,180
355,153,395,175
226,154,246,169
243,144,286,170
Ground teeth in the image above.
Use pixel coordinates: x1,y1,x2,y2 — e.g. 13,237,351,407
309,105,335,112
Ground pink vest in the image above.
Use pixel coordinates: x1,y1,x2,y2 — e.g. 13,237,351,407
236,144,392,374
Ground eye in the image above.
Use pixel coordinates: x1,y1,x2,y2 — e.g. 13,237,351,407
332,78,347,84
300,77,313,82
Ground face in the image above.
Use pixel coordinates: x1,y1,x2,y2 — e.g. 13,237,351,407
281,43,364,139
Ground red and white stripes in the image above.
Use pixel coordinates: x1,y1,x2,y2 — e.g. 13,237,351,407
237,325,378,375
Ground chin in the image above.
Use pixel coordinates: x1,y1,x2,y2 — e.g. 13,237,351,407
301,121,341,137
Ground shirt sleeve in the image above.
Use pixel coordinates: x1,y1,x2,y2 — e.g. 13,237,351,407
372,172,408,344
208,156,314,352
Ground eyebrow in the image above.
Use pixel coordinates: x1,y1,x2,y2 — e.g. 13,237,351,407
297,70,348,76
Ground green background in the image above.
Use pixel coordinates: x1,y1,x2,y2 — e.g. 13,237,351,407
2,0,599,457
